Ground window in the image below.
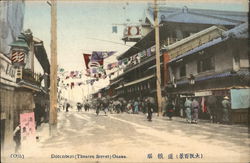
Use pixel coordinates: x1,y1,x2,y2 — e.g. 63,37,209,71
180,64,186,77
197,56,214,73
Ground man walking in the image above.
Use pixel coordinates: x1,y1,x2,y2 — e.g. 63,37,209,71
146,99,154,121
222,96,231,124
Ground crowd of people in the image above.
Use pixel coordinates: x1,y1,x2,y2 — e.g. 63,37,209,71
59,95,231,125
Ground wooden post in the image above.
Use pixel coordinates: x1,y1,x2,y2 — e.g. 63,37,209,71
49,0,57,132
154,0,163,116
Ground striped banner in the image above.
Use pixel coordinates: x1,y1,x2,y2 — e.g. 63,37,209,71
11,51,25,63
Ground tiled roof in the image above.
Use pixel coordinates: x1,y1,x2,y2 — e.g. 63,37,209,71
146,6,248,25
169,22,248,63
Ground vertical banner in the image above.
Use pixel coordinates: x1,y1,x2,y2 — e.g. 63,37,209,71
20,112,36,144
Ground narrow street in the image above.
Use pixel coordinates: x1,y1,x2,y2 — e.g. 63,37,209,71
7,108,249,163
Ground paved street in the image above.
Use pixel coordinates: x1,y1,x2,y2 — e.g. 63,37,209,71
4,108,250,163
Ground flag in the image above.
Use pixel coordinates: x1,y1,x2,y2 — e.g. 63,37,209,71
91,51,116,61
83,54,91,69
112,26,118,33
122,58,129,65
85,69,90,76
70,71,75,78
118,60,123,65
59,68,64,72
107,63,112,70
91,68,97,74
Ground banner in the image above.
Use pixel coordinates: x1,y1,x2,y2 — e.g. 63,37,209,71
83,53,91,69
20,112,36,143
91,51,116,61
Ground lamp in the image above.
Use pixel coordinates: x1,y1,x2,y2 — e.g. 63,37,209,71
9,33,29,67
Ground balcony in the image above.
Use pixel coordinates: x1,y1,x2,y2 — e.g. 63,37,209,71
17,68,42,87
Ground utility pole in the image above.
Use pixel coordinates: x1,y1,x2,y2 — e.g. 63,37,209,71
154,0,163,116
49,0,57,134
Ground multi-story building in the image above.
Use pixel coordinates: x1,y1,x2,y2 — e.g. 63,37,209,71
110,6,247,104
166,22,249,123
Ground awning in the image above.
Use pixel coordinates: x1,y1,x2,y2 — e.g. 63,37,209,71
115,74,155,90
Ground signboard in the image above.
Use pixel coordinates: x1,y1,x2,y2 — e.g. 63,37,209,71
195,91,212,97
231,88,250,109
0,53,17,86
124,25,141,38
20,112,36,144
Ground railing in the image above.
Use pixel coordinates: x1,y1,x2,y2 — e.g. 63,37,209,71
17,68,42,86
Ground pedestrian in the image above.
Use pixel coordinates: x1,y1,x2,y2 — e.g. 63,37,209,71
141,99,146,114
127,101,132,114
184,97,192,123
162,97,167,116
13,124,21,153
131,100,135,114
103,101,108,115
66,103,70,112
166,100,174,120
77,102,82,112
96,102,101,115
134,100,139,114
207,96,217,123
109,101,114,114
34,103,42,128
222,96,230,124
191,98,200,124
146,99,154,121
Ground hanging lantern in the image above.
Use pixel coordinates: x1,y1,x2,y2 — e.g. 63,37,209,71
9,33,29,67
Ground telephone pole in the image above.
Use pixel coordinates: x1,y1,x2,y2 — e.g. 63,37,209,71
49,0,58,134
154,0,163,116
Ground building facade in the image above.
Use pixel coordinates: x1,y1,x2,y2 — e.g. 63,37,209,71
110,6,247,112
166,23,249,123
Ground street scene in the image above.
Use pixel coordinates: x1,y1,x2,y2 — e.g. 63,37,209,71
0,0,249,163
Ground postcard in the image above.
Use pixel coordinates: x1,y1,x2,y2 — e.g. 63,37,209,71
0,0,249,162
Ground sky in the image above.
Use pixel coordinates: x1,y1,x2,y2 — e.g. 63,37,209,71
23,0,248,101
